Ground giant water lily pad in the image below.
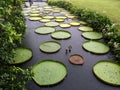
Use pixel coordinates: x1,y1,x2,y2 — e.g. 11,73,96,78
52,8,61,13
78,26,93,31
29,17,42,21
35,26,55,34
51,30,71,40
79,21,87,25
30,13,40,17
24,13,29,16
43,15,54,19
82,41,110,54
82,31,103,40
59,23,71,28
55,16,67,19
43,6,52,9
32,60,67,86
69,54,84,65
45,22,59,27
31,10,39,14
69,22,80,26
10,48,32,64
43,8,53,12
93,60,120,86
55,18,65,22
31,5,39,8
39,41,61,53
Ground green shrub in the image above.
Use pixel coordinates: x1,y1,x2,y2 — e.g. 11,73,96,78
48,0,73,11
0,0,31,89
70,7,112,31
104,26,120,60
0,66,31,90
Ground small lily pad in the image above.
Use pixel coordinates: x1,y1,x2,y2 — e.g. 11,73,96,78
69,22,80,26
55,18,65,22
39,41,61,53
82,31,103,40
78,26,93,31
69,54,84,65
31,10,39,14
51,30,71,40
29,17,42,21
31,5,39,8
24,13,29,16
59,23,71,28
43,15,54,19
44,8,53,11
45,22,59,27
43,6,52,9
32,60,67,86
35,26,55,34
79,21,87,25
55,16,67,19
82,41,110,54
93,60,120,86
10,48,32,64
30,13,40,17
52,9,61,13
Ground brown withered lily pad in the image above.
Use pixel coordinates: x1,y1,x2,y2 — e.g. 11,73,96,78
69,54,84,65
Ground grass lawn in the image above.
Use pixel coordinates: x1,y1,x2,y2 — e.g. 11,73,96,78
66,0,120,28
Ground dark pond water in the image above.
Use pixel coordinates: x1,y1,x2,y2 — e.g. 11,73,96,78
20,2,120,90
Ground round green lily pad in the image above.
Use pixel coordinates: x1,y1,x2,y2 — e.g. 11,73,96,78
31,10,39,14
52,8,61,13
10,48,32,64
32,60,67,86
45,22,59,27
69,22,80,26
43,15,54,19
55,18,65,22
43,6,52,9
82,41,110,54
43,8,53,12
23,7,31,11
40,19,51,23
39,41,61,53
30,14,40,17
29,17,42,21
55,16,67,19
24,13,29,16
93,60,120,86
82,31,103,40
51,30,71,40
59,24,71,28
52,9,61,13
31,5,39,8
35,26,55,34
78,26,93,31
79,21,87,25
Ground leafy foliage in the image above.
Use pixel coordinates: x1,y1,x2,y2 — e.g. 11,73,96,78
0,0,31,89
0,66,31,90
